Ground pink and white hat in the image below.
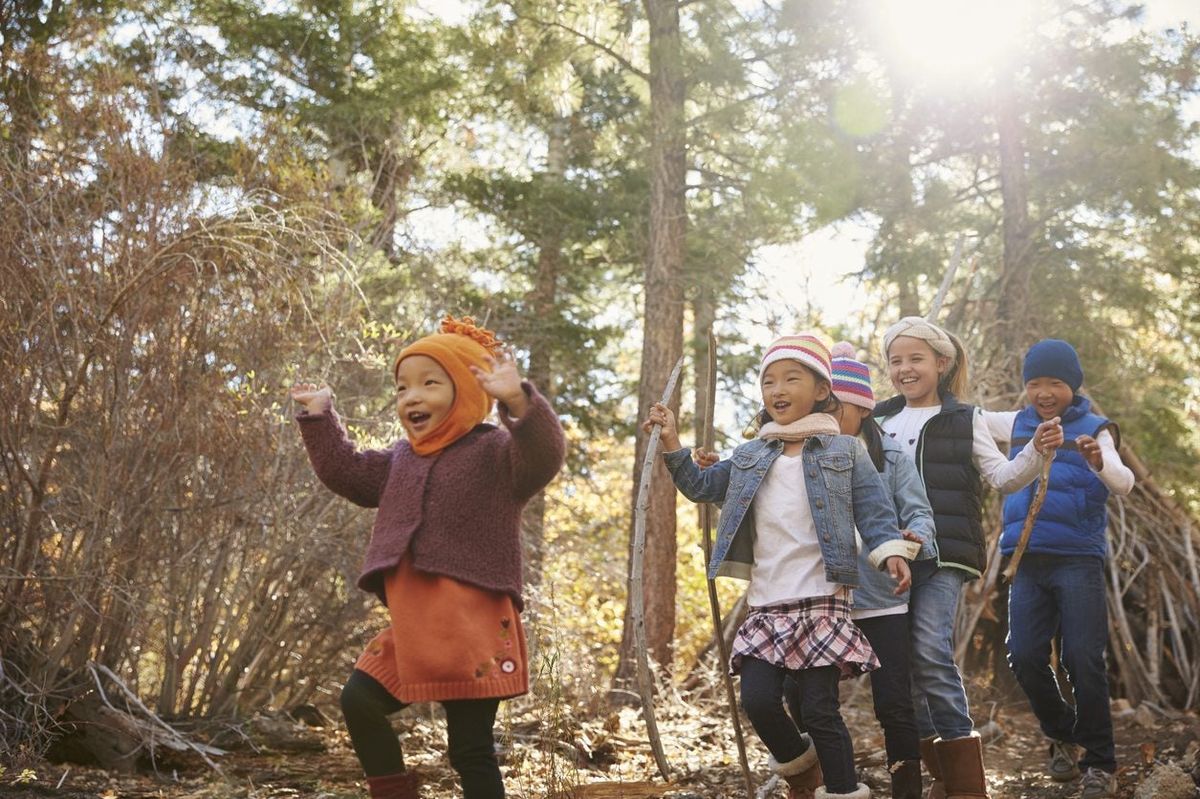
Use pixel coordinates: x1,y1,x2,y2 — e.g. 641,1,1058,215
759,332,832,384
830,341,876,410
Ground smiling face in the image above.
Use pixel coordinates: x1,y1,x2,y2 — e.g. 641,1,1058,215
887,335,949,407
760,360,831,425
394,354,456,441
1024,376,1073,420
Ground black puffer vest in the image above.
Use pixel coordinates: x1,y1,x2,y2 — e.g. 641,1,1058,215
875,391,984,577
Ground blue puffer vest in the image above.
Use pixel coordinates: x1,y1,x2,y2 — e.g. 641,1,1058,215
1000,396,1118,559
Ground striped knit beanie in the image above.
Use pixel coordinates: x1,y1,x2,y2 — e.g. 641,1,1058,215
830,342,875,410
759,331,832,384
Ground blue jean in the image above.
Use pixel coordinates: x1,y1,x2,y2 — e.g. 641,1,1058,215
909,559,974,740
1006,554,1115,773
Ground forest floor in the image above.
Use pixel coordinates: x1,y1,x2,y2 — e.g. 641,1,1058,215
3,680,1198,799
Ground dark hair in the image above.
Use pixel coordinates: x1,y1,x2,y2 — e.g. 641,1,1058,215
860,416,886,473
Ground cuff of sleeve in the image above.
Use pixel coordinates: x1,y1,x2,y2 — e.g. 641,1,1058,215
295,407,333,423
868,539,922,570
661,447,692,468
498,382,539,426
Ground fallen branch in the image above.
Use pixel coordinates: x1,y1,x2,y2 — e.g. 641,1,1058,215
88,662,225,774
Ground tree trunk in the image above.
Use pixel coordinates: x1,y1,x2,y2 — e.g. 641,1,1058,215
522,116,569,587
614,0,687,687
994,73,1035,383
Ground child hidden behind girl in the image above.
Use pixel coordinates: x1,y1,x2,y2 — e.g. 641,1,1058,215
644,332,920,799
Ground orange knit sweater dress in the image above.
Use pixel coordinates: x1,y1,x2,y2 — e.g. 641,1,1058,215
355,558,529,703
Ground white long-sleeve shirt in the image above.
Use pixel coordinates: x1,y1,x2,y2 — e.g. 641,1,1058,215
881,405,1046,494
982,410,1134,496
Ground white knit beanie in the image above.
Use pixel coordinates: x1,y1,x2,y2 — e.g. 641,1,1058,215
882,316,957,362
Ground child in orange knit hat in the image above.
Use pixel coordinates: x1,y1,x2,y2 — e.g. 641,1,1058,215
292,317,565,799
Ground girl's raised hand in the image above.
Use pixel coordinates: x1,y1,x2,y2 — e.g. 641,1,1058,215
642,402,681,451
291,382,333,414
470,352,528,416
693,447,720,469
1032,416,1064,455
887,556,912,595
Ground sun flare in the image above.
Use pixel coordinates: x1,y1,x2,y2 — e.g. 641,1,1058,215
877,0,1031,83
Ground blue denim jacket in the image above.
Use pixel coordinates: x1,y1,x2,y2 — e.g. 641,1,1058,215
853,436,937,611
662,434,914,586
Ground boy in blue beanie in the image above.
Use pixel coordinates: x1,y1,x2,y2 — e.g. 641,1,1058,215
984,339,1134,799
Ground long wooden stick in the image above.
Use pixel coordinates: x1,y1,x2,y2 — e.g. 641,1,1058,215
699,332,754,795
631,356,684,781
926,233,965,322
1002,451,1053,581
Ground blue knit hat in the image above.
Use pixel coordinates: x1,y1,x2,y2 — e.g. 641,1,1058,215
1022,339,1083,393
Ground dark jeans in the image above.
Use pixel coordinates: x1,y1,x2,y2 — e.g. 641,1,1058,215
340,669,504,797
1006,554,1116,773
787,614,919,767
741,657,856,794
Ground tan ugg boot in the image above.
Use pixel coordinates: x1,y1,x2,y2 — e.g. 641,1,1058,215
770,735,822,799
934,733,989,799
366,771,419,799
814,784,870,799
919,736,945,799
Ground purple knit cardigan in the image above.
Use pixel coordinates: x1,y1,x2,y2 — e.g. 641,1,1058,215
296,383,565,609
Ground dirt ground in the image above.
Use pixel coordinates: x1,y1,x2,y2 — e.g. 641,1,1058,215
3,682,1198,799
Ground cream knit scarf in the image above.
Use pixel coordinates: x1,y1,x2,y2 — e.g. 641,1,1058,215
757,413,840,442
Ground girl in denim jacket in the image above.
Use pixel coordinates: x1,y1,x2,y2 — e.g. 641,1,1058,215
644,333,919,799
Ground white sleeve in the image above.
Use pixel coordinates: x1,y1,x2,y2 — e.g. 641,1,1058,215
1091,429,1135,496
981,410,1019,446
971,408,1044,493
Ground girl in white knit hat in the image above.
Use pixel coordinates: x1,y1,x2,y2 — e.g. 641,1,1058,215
873,318,1062,799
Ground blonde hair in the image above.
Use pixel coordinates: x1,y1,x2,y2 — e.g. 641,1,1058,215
940,330,970,399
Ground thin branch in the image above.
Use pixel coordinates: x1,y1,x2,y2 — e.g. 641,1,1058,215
515,13,649,82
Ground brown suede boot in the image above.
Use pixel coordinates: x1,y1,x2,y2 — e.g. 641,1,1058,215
890,759,922,799
934,733,989,799
366,771,419,799
771,735,822,799
919,736,945,799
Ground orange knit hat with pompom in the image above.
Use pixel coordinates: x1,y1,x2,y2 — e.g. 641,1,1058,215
394,316,505,456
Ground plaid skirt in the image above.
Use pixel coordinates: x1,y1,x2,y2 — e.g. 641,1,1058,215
730,594,879,679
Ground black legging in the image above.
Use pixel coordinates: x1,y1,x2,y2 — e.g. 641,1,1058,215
740,657,857,794
787,614,920,767
340,669,504,798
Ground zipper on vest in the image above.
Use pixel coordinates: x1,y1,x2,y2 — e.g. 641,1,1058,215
915,417,943,567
